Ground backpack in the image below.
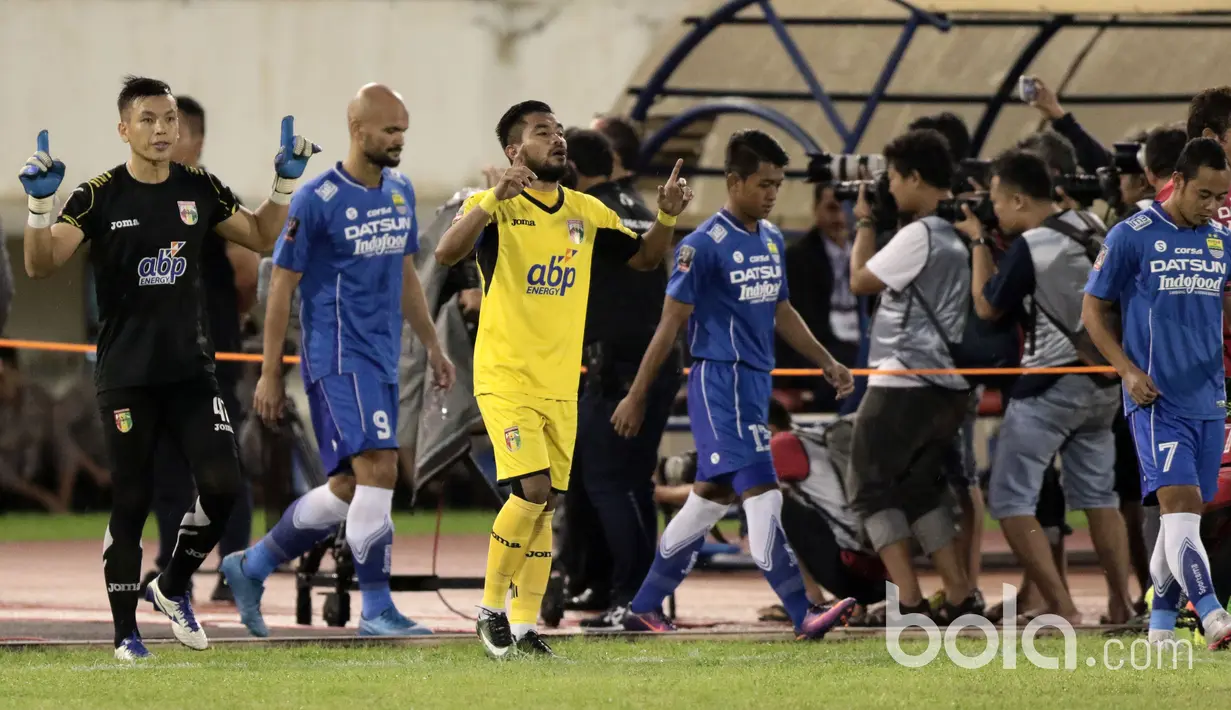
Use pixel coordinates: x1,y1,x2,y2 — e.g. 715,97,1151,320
907,220,1023,390
1032,212,1119,387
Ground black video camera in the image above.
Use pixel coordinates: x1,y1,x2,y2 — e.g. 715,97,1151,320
937,194,998,231
1091,141,1147,212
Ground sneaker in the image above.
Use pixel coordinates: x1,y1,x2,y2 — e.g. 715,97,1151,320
797,597,857,640
515,630,557,657
580,605,627,630
358,607,434,637
477,608,515,659
564,588,610,612
113,632,152,661
219,552,268,638
622,609,677,633
1202,609,1231,650
145,576,208,650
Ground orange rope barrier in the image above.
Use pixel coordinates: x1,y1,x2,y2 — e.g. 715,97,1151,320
0,337,1118,377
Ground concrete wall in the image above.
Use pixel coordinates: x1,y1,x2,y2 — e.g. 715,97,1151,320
1,0,688,344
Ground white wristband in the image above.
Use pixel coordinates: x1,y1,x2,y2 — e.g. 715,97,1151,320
271,176,297,205
27,195,54,214
28,212,52,229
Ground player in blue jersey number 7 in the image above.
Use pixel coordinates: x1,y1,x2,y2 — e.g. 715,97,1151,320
221,84,455,637
610,130,858,639
1083,137,1231,650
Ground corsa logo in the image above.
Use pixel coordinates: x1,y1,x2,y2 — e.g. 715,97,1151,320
526,251,578,296
492,532,522,549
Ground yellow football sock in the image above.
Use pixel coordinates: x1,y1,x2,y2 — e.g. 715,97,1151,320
509,510,554,628
481,495,546,610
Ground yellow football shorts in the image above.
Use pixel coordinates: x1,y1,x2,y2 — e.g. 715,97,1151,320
476,393,577,493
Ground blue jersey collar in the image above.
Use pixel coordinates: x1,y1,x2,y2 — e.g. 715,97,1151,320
331,162,383,191
718,209,760,235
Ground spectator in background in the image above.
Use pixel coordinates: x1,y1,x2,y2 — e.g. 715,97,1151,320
908,112,972,162
143,96,259,604
591,115,643,187
0,348,108,512
777,181,857,411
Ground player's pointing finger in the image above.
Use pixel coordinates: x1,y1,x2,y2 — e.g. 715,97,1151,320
37,129,49,155
281,116,294,148
668,158,682,186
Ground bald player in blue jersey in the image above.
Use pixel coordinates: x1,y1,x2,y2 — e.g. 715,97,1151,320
610,130,857,639
1084,137,1231,650
222,84,455,637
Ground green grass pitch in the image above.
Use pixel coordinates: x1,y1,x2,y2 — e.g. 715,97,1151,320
3,636,1227,710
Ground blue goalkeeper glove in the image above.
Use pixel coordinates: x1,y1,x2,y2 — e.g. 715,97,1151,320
18,130,66,228
271,115,320,205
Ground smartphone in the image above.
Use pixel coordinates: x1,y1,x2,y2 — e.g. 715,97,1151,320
1019,75,1039,103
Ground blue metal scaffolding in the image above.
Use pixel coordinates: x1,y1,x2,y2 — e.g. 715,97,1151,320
629,0,1209,413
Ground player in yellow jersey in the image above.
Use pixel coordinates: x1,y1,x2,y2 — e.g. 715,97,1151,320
436,100,692,658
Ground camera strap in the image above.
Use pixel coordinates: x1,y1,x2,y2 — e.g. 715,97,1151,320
1032,214,1119,383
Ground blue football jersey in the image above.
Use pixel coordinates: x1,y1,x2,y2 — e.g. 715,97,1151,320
272,163,419,383
666,210,789,372
1084,204,1231,420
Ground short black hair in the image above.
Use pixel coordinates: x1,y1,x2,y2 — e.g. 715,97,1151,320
1142,125,1187,178
117,75,172,115
908,112,971,162
991,150,1054,201
1015,130,1078,177
176,95,205,136
884,129,953,190
563,128,614,178
1174,137,1230,181
594,115,642,173
768,397,792,431
1187,87,1231,140
813,181,835,205
725,129,790,179
496,100,553,149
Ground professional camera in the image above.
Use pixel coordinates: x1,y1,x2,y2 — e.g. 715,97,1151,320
937,194,998,231
807,151,887,183
1054,173,1107,207
831,172,900,237
1109,141,1146,176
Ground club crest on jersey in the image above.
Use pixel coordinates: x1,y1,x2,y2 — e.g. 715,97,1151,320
114,408,133,433
504,426,521,452
1208,237,1224,259
567,219,585,244
677,245,695,273
767,240,780,263
392,191,409,215
178,201,198,226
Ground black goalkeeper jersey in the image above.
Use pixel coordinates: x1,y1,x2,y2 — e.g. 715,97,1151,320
57,162,241,391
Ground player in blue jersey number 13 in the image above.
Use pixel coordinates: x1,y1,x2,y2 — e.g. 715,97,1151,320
610,130,858,639
221,84,456,638
1083,137,1231,650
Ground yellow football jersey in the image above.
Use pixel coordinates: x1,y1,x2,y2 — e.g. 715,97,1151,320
458,186,641,400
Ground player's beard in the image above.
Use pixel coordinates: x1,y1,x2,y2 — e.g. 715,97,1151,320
365,148,401,168
530,159,569,184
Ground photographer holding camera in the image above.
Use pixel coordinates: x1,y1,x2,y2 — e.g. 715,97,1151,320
958,150,1135,626
846,128,979,622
